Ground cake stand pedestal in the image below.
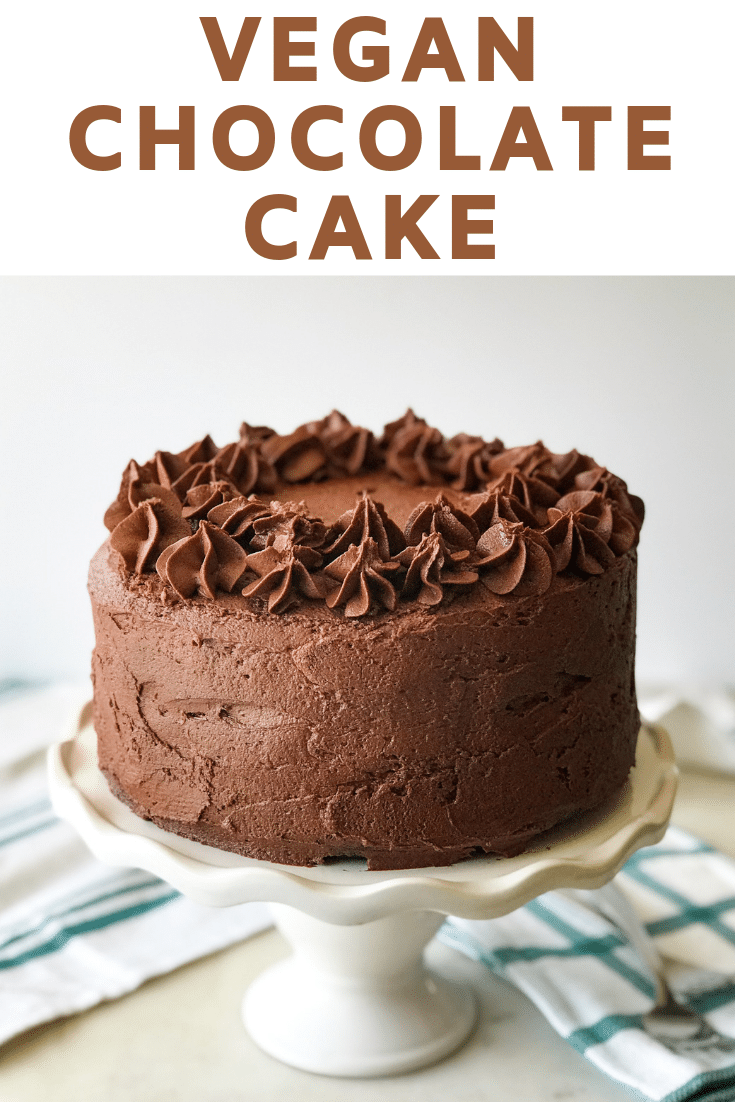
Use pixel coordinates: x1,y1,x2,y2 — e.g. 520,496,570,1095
48,704,677,1078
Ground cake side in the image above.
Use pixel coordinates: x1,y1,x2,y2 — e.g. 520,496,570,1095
90,541,639,870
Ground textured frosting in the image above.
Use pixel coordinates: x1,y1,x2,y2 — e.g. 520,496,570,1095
90,412,643,871
101,411,643,619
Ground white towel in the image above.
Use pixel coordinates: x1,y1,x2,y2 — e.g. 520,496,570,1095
2,682,735,1102
638,683,735,775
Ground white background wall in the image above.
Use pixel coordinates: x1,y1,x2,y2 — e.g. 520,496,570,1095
1,276,732,684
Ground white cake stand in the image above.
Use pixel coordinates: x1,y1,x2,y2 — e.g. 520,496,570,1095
48,703,677,1078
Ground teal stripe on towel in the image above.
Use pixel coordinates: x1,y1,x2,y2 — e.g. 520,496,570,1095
0,798,53,831
0,817,57,849
567,1012,644,1053
0,893,179,970
526,900,656,999
0,876,169,955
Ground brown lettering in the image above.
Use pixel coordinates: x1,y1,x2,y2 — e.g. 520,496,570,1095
274,17,317,81
562,106,612,170
490,107,552,171
245,194,297,260
385,195,439,259
628,107,671,170
140,106,195,170
333,17,388,82
478,18,533,81
213,106,275,171
440,106,480,171
292,106,343,171
359,106,422,171
402,18,464,82
69,105,121,171
200,17,260,81
309,196,371,259
452,195,495,259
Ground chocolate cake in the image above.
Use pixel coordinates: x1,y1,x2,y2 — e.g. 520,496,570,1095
89,411,644,870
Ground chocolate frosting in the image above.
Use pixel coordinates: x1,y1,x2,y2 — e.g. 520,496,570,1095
242,543,327,612
156,521,248,599
476,520,555,596
486,468,560,524
249,501,328,552
102,415,644,617
167,460,240,501
488,442,592,493
206,495,272,540
308,410,381,476
214,440,276,495
488,441,549,481
103,460,182,532
574,466,645,526
324,537,401,617
443,433,505,491
324,493,405,559
182,481,234,521
552,490,639,557
239,422,276,447
179,435,219,465
468,488,538,531
543,491,629,575
396,532,479,606
404,494,480,552
382,409,448,485
261,425,327,482
110,499,190,575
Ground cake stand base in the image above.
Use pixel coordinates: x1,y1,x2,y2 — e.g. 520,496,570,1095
48,708,677,1079
244,905,476,1077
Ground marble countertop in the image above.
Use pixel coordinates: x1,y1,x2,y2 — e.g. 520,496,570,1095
3,765,734,1102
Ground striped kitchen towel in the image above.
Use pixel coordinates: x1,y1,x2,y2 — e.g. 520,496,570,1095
442,830,735,1102
0,682,270,1045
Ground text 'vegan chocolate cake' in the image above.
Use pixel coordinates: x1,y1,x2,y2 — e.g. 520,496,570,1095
89,411,644,870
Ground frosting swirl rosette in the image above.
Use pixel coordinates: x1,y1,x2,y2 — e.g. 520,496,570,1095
239,422,276,447
156,521,248,599
206,495,273,541
324,537,401,617
213,440,277,496
476,520,555,597
323,493,405,559
404,494,480,552
545,490,638,574
443,433,505,491
103,459,182,532
573,466,645,527
485,468,559,525
241,543,327,613
307,410,380,476
261,424,328,482
488,442,592,493
381,409,448,485
182,481,234,521
468,487,537,531
396,532,479,606
177,435,219,465
110,498,190,575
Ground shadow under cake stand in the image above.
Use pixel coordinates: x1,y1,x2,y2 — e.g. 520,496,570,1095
48,703,677,1079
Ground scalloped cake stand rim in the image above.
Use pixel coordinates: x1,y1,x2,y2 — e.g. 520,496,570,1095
47,702,677,924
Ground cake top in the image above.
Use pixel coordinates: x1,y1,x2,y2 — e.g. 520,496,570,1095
102,410,644,616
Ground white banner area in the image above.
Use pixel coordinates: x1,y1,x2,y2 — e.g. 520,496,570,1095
1,1,732,273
